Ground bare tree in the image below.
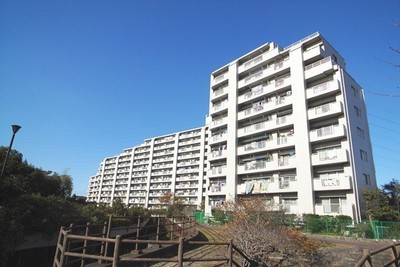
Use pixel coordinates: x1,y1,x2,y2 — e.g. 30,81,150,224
218,198,331,266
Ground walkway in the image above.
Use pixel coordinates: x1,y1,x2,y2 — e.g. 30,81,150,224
151,224,227,267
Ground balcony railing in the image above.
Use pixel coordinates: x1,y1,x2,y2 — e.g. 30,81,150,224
238,115,292,136
311,148,348,165
308,101,342,120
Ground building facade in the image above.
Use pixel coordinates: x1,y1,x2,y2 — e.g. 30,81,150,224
87,32,376,222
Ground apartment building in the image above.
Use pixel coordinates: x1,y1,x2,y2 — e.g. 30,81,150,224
88,32,376,222
87,127,207,209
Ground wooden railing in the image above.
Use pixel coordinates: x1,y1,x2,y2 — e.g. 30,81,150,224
53,215,196,267
53,215,256,267
355,242,400,267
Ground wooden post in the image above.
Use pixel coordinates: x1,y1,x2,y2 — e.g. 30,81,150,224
65,223,74,265
53,227,64,267
177,237,184,267
227,239,233,267
170,216,174,240
391,244,399,267
99,220,108,263
112,235,121,267
156,217,161,247
104,215,112,260
181,217,185,237
363,248,372,267
59,230,69,267
81,222,90,267
135,216,141,251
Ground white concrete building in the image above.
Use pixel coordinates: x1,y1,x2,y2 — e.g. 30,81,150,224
87,32,376,222
87,127,207,210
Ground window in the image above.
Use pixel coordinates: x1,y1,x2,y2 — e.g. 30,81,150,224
351,85,360,98
281,198,297,212
357,127,365,139
360,149,368,162
322,197,345,213
354,106,362,118
364,173,371,185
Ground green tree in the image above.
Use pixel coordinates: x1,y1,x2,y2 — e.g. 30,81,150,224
363,188,399,221
382,178,400,212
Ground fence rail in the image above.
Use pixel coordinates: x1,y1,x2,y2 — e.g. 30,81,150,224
355,242,400,267
53,215,256,267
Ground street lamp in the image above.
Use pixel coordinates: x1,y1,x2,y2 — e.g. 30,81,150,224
0,125,22,179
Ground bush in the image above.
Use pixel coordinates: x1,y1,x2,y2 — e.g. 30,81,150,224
303,214,325,233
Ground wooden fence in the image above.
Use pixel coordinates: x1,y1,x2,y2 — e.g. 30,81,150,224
53,215,256,267
355,242,400,267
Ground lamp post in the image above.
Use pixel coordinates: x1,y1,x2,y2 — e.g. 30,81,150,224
0,125,22,179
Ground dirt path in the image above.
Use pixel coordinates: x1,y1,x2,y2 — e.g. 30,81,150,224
309,234,395,267
150,224,227,267
151,224,396,267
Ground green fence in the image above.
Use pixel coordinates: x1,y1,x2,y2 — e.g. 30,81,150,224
193,211,400,240
193,211,205,223
298,216,400,240
370,220,400,240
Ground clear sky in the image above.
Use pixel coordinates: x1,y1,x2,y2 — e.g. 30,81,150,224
1,0,399,196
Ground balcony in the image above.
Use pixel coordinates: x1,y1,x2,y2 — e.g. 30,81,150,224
238,95,292,120
177,160,199,167
209,149,227,160
237,178,298,194
311,148,349,166
179,131,201,139
237,136,294,155
211,72,228,87
237,115,293,137
208,186,227,196
304,57,337,80
303,44,330,62
209,117,228,129
238,84,265,104
176,175,199,181
238,64,290,89
177,145,201,152
154,136,175,144
308,101,343,120
209,132,228,145
151,170,172,176
309,124,346,142
178,153,200,160
208,166,227,177
176,182,198,189
313,175,352,191
306,80,340,100
210,100,228,115
211,86,229,101
152,163,173,169
177,167,199,174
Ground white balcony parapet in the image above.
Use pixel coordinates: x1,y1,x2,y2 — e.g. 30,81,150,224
308,101,343,120
238,115,293,137
313,174,352,191
310,124,346,142
311,148,349,165
306,80,340,99
304,56,337,80
211,100,228,113
238,95,291,120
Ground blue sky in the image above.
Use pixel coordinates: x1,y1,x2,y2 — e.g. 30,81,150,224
1,1,399,196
